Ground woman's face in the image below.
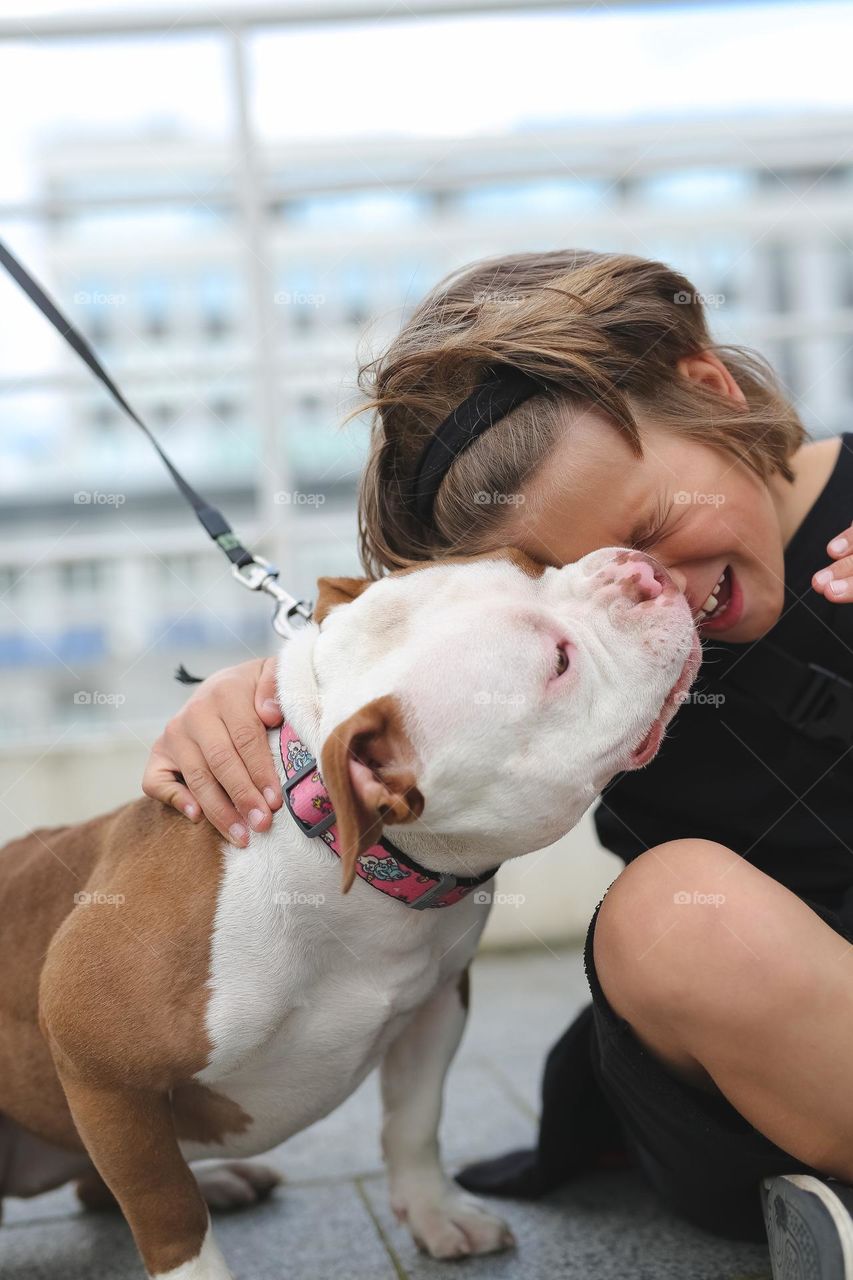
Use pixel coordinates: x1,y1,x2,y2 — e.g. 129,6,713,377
502,406,786,644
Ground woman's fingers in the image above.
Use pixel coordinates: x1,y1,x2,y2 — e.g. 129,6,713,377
141,658,286,842
167,738,252,845
828,531,853,559
172,709,274,835
144,729,250,844
813,547,853,600
256,656,283,729
142,742,201,820
208,672,282,811
812,528,853,600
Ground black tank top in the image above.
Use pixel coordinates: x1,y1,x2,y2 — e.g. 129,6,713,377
595,434,853,922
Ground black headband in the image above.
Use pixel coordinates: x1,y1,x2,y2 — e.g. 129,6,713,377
408,364,551,527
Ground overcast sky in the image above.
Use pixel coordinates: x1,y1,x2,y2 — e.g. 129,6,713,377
0,1,850,389
0,1,850,204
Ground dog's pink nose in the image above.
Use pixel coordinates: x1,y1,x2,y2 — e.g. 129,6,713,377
609,551,679,605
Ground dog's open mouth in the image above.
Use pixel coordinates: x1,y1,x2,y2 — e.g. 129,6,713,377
628,632,702,769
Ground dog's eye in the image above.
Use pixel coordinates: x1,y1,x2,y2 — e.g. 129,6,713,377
555,646,571,676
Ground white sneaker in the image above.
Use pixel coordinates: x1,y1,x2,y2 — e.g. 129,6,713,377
763,1174,853,1280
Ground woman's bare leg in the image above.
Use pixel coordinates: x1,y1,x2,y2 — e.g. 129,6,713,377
594,838,853,1178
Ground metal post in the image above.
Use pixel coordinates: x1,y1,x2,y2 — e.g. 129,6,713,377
227,25,292,586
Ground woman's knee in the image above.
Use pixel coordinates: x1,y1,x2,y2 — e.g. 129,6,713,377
593,839,749,1024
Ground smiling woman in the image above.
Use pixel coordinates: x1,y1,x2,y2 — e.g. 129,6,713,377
356,249,804,649
339,245,853,1255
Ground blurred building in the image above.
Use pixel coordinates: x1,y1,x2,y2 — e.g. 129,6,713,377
3,110,853,746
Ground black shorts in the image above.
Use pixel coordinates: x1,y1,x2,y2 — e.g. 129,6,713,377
584,894,853,1242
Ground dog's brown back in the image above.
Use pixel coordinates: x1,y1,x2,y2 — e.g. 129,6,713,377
0,799,223,1150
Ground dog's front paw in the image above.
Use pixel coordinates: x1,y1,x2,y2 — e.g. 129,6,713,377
394,1188,515,1258
193,1160,283,1211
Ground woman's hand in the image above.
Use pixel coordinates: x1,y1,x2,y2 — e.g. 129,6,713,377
812,526,853,601
142,657,283,846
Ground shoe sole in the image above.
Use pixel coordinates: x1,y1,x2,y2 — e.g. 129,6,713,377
762,1175,853,1280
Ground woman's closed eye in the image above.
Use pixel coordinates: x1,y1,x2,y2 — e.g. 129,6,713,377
628,499,676,554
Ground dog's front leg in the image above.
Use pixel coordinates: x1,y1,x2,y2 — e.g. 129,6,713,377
54,1070,232,1280
380,971,515,1258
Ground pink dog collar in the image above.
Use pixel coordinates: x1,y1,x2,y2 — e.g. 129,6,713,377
279,721,495,910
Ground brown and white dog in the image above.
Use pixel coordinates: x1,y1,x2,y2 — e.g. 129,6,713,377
0,547,698,1279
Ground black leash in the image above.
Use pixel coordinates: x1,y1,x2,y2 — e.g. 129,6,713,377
0,238,311,636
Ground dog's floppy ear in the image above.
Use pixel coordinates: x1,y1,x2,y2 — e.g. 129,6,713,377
314,576,374,625
319,694,424,894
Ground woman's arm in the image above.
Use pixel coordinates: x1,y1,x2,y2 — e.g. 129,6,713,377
142,657,283,845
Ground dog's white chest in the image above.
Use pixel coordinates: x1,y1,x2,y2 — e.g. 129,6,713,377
182,825,483,1160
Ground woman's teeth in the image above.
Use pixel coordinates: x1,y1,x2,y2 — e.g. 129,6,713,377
699,570,727,620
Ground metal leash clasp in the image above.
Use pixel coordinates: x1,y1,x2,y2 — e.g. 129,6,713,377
232,556,313,640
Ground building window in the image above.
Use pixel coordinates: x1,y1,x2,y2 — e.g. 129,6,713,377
144,314,169,340
765,244,793,314
88,314,112,346
345,303,369,327
158,555,198,587
773,339,799,398
298,395,321,418
292,307,313,335
203,312,230,339
91,404,118,433
59,560,103,593
836,241,853,309
138,276,171,343
152,403,176,426
0,566,20,598
199,269,237,341
209,398,239,423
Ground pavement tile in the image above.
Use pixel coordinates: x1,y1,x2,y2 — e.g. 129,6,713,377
362,1169,772,1280
213,1183,399,1280
0,1208,143,1280
0,1183,398,1280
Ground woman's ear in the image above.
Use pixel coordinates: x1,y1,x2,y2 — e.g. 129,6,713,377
314,576,374,625
676,351,746,406
319,694,424,893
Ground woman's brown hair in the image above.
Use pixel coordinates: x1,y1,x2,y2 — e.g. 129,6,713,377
356,249,805,577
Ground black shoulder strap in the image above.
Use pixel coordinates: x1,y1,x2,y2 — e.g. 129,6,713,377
0,238,254,569
717,640,853,752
